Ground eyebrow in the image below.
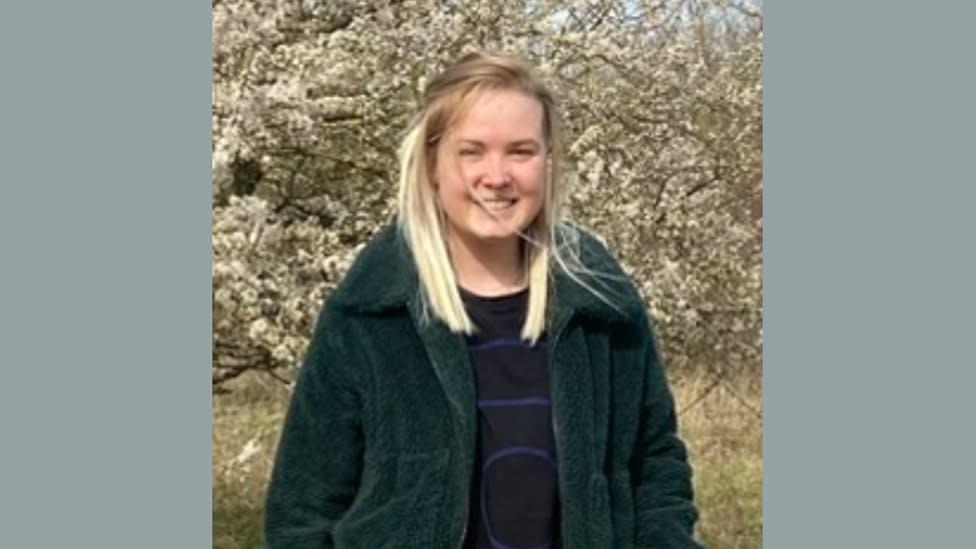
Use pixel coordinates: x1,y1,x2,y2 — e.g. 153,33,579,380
458,139,542,148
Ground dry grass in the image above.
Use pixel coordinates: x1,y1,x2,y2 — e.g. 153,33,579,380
213,370,761,548
213,376,290,549
673,372,763,549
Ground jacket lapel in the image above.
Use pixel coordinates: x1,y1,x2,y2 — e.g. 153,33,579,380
548,299,598,548
548,301,594,477
406,294,478,470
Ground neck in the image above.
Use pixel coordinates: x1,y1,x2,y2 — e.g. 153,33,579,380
447,231,526,297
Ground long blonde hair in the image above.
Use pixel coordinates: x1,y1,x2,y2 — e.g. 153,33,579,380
396,50,621,343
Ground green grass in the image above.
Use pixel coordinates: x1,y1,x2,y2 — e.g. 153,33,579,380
213,372,762,548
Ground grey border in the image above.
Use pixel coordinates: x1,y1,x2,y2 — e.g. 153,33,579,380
0,3,211,547
4,0,976,546
766,2,976,547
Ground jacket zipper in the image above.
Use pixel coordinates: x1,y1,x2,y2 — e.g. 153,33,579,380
548,312,571,549
455,350,474,549
456,517,467,549
455,398,471,549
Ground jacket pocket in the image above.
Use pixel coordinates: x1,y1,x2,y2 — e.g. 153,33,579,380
609,469,635,549
589,473,614,548
589,470,637,549
333,448,450,549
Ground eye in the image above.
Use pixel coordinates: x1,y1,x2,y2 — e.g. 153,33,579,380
459,149,479,157
513,149,536,157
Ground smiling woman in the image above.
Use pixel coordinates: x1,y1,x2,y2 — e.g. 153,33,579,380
433,88,547,296
264,50,706,549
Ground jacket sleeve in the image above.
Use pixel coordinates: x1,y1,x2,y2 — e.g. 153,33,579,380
265,305,364,548
630,311,705,549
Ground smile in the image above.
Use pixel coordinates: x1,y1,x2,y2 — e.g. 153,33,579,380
476,198,518,211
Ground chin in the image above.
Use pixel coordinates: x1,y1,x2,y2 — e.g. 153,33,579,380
471,226,520,241
463,218,526,242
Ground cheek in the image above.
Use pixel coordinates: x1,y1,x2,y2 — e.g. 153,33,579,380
517,163,547,194
436,180,475,216
433,158,466,200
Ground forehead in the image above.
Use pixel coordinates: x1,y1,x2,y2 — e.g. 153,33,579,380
449,89,544,142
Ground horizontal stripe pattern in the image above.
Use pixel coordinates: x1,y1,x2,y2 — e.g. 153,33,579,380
461,286,560,549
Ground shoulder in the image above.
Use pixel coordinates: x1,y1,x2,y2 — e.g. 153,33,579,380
553,220,609,254
326,223,416,314
303,223,413,369
550,221,650,325
556,224,663,350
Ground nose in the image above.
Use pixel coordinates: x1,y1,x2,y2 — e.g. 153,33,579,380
481,155,511,187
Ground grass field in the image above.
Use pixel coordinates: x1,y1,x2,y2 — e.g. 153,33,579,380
213,370,761,548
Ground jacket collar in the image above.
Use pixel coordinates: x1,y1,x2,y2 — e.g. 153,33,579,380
330,222,644,324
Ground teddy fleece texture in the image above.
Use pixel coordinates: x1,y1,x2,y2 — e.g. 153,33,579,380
264,223,704,549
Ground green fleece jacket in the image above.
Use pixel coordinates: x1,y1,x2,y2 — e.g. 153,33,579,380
265,223,704,549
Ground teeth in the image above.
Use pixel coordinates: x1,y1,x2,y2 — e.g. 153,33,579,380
481,199,515,210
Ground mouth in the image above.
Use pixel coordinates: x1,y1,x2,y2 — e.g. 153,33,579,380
475,197,518,212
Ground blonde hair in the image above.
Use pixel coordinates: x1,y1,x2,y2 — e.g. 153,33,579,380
396,50,622,343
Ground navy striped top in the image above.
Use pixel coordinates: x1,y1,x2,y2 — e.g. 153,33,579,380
459,286,561,549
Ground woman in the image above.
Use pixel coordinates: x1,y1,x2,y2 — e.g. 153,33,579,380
265,51,704,549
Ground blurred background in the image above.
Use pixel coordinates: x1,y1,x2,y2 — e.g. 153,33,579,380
211,1,762,547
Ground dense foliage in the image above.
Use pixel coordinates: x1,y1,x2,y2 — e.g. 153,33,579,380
212,0,763,392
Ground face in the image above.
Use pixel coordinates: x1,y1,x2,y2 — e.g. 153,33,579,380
432,89,547,249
